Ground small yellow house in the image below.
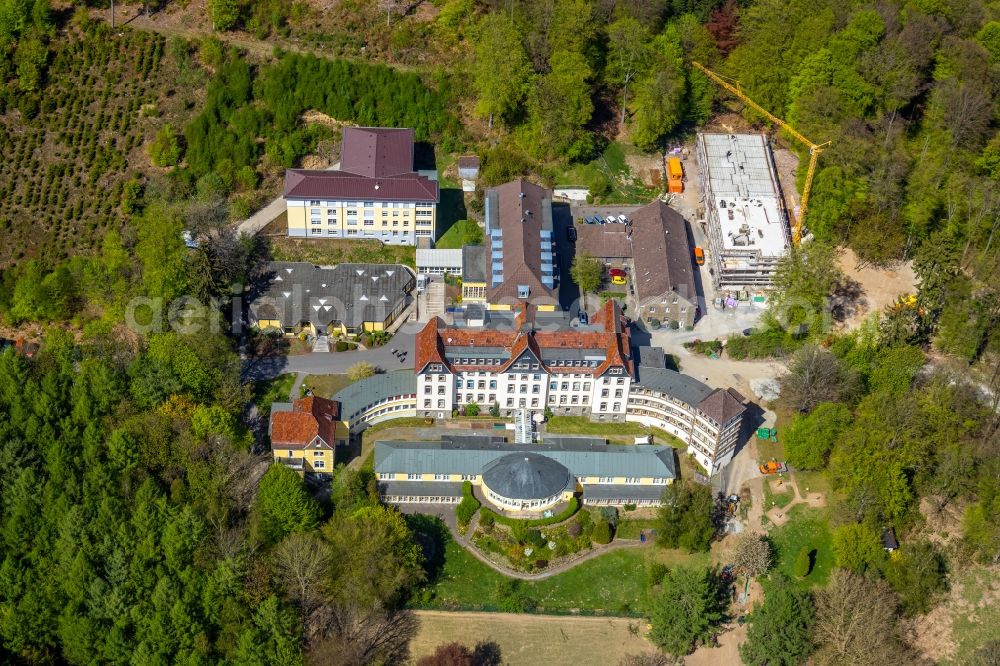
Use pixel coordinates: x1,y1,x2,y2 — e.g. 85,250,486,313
270,396,347,477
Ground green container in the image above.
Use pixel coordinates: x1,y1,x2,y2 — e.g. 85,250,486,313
757,428,771,439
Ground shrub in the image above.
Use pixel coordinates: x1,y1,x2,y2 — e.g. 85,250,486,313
624,503,637,512
599,506,619,526
479,497,579,529
524,529,546,549
334,341,348,352
463,401,480,416
456,481,480,526
649,318,661,329
793,547,812,578
148,124,182,167
479,510,495,531
566,520,582,538
593,519,613,545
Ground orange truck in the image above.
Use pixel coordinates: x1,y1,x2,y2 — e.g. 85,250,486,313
667,157,684,194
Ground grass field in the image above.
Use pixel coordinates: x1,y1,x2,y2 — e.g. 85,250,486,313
302,374,352,399
421,537,710,615
616,518,659,540
410,610,654,666
252,374,296,415
435,219,482,249
763,478,795,510
768,504,835,587
544,417,650,438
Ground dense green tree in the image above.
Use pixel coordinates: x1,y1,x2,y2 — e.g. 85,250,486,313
630,32,686,151
253,464,321,546
832,523,884,573
570,253,602,310
527,49,594,160
647,566,723,657
655,481,715,552
472,14,531,129
883,540,947,615
149,124,183,167
740,576,814,666
209,0,240,31
783,402,852,469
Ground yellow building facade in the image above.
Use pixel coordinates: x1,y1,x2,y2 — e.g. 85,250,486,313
286,199,436,245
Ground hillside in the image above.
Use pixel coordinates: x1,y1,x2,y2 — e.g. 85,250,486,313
0,20,208,267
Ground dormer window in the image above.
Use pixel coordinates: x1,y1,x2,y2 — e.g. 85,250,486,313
517,285,530,298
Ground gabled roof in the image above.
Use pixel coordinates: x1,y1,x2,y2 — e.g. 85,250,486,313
630,200,696,304
414,301,633,377
283,126,438,203
485,179,558,304
270,396,340,448
340,127,415,178
283,169,438,202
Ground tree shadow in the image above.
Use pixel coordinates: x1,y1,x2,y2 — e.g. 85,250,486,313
413,141,437,171
436,188,468,243
405,513,450,584
830,276,866,323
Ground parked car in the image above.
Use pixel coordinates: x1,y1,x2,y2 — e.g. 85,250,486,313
566,226,577,242
694,246,705,265
609,268,626,278
605,215,616,224
578,311,589,325
617,214,629,224
611,275,627,285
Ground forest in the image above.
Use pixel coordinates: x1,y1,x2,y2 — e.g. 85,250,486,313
1,0,999,663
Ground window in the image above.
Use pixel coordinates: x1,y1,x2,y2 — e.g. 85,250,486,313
489,380,497,389
423,400,431,408
649,306,655,312
311,218,321,225
364,202,374,208
615,390,623,398
584,382,591,391
309,200,320,206
313,460,326,469
407,473,419,480
437,400,445,408
312,451,324,457
531,398,539,407
434,473,448,480
601,389,609,398
550,382,558,390
456,380,463,388
364,220,374,226
600,402,607,411
613,402,621,411
517,285,530,298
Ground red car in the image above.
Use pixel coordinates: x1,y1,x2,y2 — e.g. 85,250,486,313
609,268,626,278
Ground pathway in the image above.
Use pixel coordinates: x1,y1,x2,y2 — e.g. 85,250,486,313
763,474,827,527
243,327,419,379
400,504,649,581
289,372,307,400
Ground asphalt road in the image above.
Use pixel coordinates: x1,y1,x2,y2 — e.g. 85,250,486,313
244,328,418,379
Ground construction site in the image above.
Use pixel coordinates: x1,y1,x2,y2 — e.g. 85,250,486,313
695,132,791,291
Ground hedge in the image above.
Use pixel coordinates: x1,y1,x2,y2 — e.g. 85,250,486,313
480,497,580,529
456,481,480,526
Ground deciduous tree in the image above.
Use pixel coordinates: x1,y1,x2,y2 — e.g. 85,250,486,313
813,570,908,665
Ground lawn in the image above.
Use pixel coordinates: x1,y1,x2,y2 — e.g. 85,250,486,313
435,219,482,249
763,478,795,510
768,504,835,588
544,417,650,438
615,518,659,540
302,374,352,399
420,533,710,615
252,374,296,416
945,566,1000,665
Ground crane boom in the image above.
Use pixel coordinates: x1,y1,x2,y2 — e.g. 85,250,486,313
691,61,829,244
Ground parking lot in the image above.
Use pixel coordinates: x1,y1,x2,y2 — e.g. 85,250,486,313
569,205,641,225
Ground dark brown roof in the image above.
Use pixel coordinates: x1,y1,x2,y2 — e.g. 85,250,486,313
271,397,341,448
284,169,438,202
340,127,414,178
630,200,696,304
486,179,558,305
457,155,481,170
575,223,632,259
696,388,747,425
283,126,438,202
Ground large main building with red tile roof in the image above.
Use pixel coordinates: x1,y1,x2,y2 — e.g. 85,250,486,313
415,300,635,422
284,127,439,245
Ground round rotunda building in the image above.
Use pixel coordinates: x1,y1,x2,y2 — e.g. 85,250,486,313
480,452,574,512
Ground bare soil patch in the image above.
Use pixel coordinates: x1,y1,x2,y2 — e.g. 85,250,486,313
836,247,916,328
409,610,652,666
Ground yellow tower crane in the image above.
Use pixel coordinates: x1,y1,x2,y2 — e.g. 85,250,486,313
691,61,830,244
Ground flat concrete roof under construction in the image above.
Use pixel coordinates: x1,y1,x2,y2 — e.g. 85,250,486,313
696,133,790,290
698,133,789,258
